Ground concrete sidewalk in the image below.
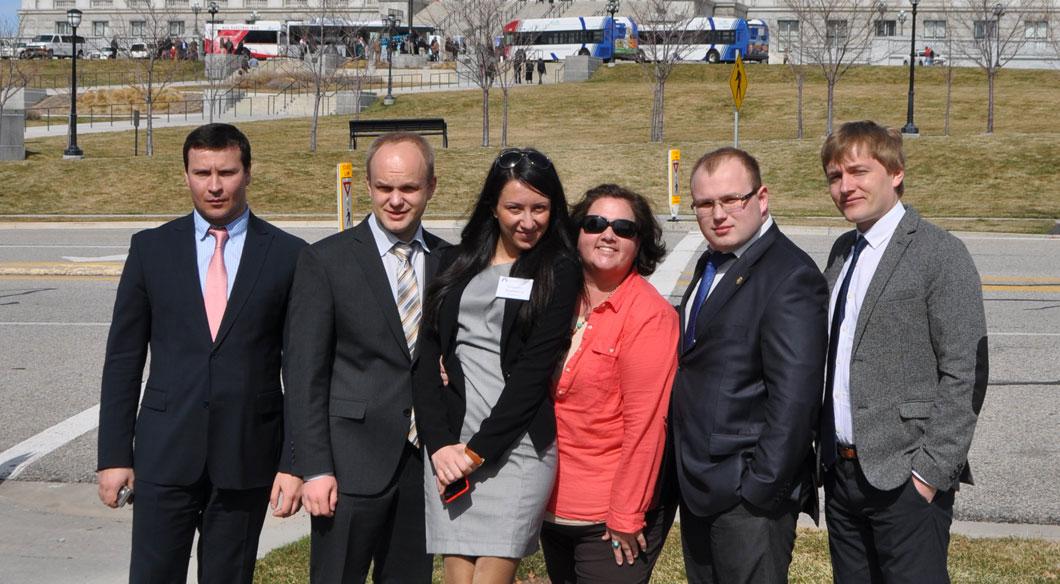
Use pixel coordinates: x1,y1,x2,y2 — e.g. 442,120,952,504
1,480,1057,584
0,481,310,584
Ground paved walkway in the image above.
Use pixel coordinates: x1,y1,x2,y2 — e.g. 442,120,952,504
26,64,562,140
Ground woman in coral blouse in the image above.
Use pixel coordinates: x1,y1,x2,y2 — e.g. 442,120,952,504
541,184,680,584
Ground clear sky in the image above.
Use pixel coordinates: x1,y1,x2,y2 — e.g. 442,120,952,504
2,0,21,29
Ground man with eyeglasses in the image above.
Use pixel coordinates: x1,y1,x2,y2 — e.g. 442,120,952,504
670,147,829,584
819,121,987,584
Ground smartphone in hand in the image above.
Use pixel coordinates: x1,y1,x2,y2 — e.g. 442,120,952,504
442,478,469,504
117,486,134,507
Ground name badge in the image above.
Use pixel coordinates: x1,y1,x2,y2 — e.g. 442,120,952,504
496,276,533,301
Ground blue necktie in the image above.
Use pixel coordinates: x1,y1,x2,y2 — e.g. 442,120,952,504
684,251,735,351
821,235,869,467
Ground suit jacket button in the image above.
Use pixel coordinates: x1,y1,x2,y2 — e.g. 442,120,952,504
403,408,412,417
202,401,209,409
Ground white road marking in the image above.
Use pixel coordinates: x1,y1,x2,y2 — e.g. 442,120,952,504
0,245,127,248
0,405,101,480
0,322,110,326
648,230,703,298
61,255,128,263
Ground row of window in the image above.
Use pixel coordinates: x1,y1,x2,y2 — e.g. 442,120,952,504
777,18,1049,41
57,19,190,37
639,29,739,45
507,30,605,46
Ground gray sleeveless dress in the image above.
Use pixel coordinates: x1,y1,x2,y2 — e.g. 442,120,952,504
423,262,558,558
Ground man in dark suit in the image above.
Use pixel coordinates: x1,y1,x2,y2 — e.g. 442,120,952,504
96,123,306,584
672,147,828,584
284,132,449,584
819,121,988,583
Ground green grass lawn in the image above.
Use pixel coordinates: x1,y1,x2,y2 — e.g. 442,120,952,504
3,63,1058,230
253,527,1060,583
20,58,205,88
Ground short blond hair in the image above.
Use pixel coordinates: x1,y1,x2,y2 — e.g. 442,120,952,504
820,120,905,195
365,132,435,182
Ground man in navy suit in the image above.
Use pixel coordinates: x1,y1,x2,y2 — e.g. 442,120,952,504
672,148,828,584
96,123,306,584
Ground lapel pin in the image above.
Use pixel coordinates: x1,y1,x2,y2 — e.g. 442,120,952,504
736,276,745,285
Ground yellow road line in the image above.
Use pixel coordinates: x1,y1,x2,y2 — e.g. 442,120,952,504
983,285,1060,293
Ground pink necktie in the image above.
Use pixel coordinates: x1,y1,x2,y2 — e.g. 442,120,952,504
205,227,229,341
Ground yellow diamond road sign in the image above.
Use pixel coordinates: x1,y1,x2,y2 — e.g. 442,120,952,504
729,52,748,110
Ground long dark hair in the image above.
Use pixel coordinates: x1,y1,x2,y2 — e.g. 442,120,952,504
425,148,576,333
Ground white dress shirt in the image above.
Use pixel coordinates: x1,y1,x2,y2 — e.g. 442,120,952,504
684,216,774,324
829,202,906,446
367,212,431,303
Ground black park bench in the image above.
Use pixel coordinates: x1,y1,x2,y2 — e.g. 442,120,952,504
348,118,448,150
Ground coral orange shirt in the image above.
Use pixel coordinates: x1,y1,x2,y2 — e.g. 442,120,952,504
547,273,680,533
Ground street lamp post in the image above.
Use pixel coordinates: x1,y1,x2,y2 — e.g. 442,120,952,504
63,8,84,160
192,3,200,43
898,10,907,36
384,14,399,106
207,2,218,53
993,2,1004,67
606,0,619,67
207,1,219,123
901,0,919,135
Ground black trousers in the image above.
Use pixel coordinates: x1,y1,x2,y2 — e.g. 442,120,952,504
130,472,270,584
310,443,432,584
825,458,954,584
680,499,799,584
540,506,676,584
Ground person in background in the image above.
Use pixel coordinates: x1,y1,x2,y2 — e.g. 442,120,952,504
414,147,581,584
541,184,680,584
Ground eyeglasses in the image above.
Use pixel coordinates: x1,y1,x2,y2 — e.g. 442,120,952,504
581,215,639,239
691,189,758,214
494,148,553,170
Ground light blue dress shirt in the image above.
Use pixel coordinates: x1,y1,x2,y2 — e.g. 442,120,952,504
193,206,250,298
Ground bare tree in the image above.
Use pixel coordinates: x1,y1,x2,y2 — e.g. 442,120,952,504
1,17,38,146
628,0,697,142
779,21,809,139
783,0,876,135
116,0,190,156
437,0,508,147
950,0,1044,133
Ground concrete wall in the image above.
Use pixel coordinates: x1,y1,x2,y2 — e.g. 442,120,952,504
1,89,26,162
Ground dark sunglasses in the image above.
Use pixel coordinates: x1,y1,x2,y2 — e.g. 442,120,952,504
494,149,553,170
581,215,639,239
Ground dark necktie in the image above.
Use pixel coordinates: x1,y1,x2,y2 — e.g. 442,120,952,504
683,251,735,352
821,235,869,468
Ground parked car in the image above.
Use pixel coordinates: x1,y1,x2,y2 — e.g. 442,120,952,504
0,40,28,59
128,42,149,59
85,48,112,60
24,34,86,58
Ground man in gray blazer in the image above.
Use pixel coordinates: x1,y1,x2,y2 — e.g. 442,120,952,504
283,133,449,583
819,121,989,583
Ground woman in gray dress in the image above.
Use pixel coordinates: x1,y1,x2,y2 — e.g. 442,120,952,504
414,148,581,584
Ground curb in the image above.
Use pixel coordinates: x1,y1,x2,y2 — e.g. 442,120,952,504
0,262,124,277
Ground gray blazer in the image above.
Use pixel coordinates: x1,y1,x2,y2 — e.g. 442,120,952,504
823,206,988,492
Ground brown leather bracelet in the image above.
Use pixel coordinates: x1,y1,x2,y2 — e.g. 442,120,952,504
464,446,484,466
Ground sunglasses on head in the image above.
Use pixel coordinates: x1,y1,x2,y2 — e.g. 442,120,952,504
581,215,639,239
494,149,554,170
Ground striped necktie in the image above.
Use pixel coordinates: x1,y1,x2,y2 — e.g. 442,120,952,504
391,242,421,448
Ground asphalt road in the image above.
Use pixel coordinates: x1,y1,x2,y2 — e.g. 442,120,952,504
1,220,1058,528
